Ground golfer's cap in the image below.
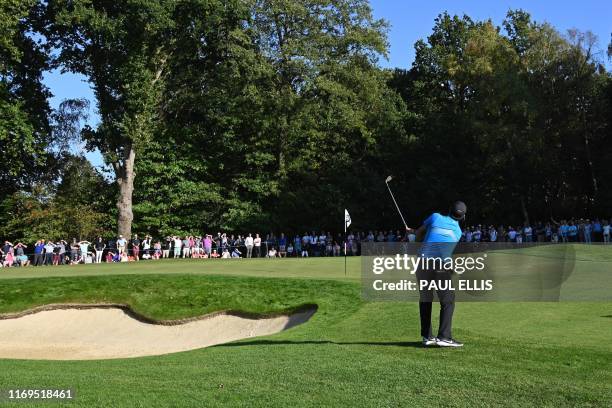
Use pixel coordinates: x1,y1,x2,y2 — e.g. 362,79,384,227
451,201,467,220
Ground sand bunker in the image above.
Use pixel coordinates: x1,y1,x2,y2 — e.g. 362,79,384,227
0,304,316,360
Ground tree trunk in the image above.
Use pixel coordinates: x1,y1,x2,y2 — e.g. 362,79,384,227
116,145,136,238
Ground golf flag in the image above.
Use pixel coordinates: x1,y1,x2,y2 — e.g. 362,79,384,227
344,209,351,232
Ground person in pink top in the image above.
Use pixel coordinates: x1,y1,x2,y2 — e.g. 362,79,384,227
204,234,212,258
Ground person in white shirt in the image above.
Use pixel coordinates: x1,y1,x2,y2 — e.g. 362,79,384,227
173,236,182,258
301,233,310,257
221,248,230,258
268,247,277,258
44,241,56,265
523,225,533,242
78,240,92,263
116,235,127,255
245,234,254,258
603,220,611,243
253,234,262,257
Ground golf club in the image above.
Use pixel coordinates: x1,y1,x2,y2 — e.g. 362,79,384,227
384,176,409,230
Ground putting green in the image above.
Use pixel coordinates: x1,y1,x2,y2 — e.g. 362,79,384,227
0,247,610,407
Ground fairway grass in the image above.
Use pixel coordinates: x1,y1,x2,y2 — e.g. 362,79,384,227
0,251,610,407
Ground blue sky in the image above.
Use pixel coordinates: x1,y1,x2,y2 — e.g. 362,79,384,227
42,0,611,167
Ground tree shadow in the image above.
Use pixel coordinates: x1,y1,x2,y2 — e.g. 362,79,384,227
214,339,426,348
601,315,612,318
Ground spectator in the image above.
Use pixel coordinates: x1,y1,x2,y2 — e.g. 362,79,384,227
116,235,127,255
278,233,287,257
52,242,61,265
57,240,67,264
143,236,151,258
507,227,517,242
33,240,45,266
522,224,531,243
560,220,569,242
3,247,14,267
78,240,92,264
301,232,310,257
253,234,262,258
131,234,141,260
568,221,578,242
2,241,14,266
489,226,497,242
182,236,190,258
515,229,523,244
584,220,592,244
292,235,300,257
14,243,28,266
173,236,182,258
204,234,213,258
242,233,253,258
163,237,172,258
593,219,602,242
153,241,162,259
94,237,105,263
545,223,552,241
44,240,55,265
221,247,231,258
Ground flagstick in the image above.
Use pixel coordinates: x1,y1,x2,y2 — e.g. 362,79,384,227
344,221,347,276
344,209,350,276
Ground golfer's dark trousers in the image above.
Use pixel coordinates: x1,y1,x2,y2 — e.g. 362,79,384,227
417,269,455,340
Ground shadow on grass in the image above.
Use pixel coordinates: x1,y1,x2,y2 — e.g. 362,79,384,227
601,315,612,318
214,339,426,348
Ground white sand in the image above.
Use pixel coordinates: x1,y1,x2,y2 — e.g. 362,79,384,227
0,306,314,360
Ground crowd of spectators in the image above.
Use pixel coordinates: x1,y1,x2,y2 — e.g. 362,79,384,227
1,218,610,267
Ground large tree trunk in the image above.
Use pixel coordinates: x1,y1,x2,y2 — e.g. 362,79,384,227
116,145,136,238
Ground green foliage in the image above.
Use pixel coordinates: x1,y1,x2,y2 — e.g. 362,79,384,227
0,190,108,242
132,0,406,234
0,0,53,198
391,10,612,224
6,3,609,237
0,156,112,241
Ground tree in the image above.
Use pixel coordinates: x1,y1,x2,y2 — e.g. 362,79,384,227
46,0,177,237
130,0,406,233
391,10,611,224
0,154,111,241
0,0,53,199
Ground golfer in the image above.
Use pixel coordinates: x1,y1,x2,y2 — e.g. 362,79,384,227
410,201,466,347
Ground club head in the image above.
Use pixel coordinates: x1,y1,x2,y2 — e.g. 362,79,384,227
385,175,393,183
